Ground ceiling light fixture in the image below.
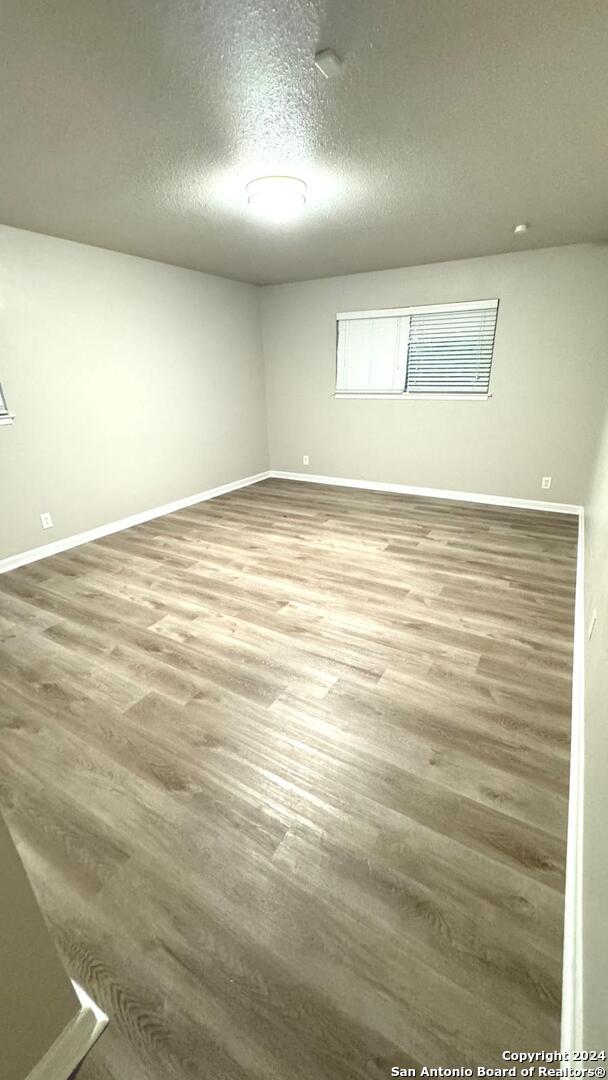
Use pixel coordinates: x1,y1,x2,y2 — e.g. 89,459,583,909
513,222,529,234
246,176,307,222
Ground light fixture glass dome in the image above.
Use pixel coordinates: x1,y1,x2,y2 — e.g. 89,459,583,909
246,176,307,222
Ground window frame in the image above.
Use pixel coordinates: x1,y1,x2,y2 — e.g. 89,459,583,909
335,299,498,400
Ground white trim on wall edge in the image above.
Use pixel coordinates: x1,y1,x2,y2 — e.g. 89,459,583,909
269,471,583,516
1,469,581,576
561,511,585,1054
25,980,108,1080
0,471,271,575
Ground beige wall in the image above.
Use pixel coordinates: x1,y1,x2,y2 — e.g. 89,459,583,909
261,244,608,504
582,400,608,1046
0,810,79,1080
0,226,268,561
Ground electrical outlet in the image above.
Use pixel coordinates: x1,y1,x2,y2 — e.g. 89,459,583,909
303,455,309,466
40,511,53,530
541,476,552,490
589,609,598,640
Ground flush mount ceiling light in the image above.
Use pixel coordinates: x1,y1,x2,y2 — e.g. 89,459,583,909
246,176,307,222
513,222,529,234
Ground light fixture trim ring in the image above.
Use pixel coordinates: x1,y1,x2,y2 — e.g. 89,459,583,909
246,175,307,207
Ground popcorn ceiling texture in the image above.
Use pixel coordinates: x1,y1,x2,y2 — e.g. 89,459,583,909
0,0,607,284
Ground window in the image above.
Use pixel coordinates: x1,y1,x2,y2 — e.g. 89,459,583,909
336,299,499,398
0,382,13,424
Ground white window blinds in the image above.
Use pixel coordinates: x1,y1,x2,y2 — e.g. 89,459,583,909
405,303,498,395
336,300,498,397
336,315,408,393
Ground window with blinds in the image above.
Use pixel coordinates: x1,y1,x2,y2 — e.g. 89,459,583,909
336,300,498,398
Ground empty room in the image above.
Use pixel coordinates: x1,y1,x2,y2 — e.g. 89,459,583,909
1,2,607,1077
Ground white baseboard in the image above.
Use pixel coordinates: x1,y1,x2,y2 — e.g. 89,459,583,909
2,468,581,576
561,511,585,1053
0,470,271,575
26,980,108,1080
269,470,583,516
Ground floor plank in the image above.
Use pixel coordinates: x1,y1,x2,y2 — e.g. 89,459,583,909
0,479,577,1076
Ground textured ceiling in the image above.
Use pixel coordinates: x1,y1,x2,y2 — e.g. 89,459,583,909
1,0,607,284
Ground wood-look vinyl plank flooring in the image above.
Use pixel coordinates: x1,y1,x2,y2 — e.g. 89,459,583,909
0,479,577,1077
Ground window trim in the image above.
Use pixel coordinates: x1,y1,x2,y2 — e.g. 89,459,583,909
334,392,492,401
336,299,498,321
335,298,498,399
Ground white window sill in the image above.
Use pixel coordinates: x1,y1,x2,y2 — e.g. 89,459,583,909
0,414,15,426
334,393,492,401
